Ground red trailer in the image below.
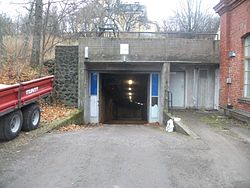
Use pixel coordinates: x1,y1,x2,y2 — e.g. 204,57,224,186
0,75,54,141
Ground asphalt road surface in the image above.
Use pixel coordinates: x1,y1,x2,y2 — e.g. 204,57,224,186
0,123,250,188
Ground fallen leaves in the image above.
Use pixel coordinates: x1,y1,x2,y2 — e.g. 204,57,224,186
41,103,81,132
59,124,81,132
41,103,76,124
58,123,103,132
0,60,48,84
144,122,160,127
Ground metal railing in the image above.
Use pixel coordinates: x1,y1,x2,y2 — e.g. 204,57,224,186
75,31,219,40
167,91,173,115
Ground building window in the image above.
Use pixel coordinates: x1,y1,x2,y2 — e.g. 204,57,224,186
244,36,250,97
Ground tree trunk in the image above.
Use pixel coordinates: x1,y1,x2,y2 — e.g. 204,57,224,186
31,0,43,67
18,1,35,58
0,28,7,66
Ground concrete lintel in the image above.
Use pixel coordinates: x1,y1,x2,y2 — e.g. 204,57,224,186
85,60,166,64
85,60,219,67
170,61,219,65
85,60,207,64
85,62,163,72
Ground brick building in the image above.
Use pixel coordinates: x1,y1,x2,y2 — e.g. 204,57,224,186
214,0,250,113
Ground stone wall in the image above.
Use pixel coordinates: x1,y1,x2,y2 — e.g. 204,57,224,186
55,46,79,107
44,59,55,75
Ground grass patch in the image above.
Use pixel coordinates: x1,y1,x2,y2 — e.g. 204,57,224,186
200,113,247,130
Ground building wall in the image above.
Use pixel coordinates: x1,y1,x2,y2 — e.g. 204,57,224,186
55,46,79,107
54,36,219,119
80,37,219,63
216,0,250,111
170,64,218,110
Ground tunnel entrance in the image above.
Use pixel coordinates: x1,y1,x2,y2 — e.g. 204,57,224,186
100,73,149,124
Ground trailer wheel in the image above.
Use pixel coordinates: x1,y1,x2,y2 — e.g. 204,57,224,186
0,110,23,141
22,103,41,131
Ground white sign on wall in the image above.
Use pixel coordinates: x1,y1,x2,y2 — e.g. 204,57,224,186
120,44,129,55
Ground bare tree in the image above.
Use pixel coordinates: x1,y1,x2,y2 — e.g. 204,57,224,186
18,1,35,58
2,0,150,70
162,0,219,33
62,0,107,33
65,0,149,33
100,0,148,32
31,0,43,67
113,2,147,32
0,15,7,61
0,13,15,60
41,0,76,61
75,0,106,32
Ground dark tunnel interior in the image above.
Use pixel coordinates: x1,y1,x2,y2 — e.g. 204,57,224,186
100,73,149,124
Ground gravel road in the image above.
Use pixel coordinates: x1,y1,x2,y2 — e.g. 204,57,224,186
0,118,249,188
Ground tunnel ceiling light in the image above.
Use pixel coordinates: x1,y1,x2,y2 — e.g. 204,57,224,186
128,80,133,85
129,96,132,100
128,92,132,96
128,87,132,91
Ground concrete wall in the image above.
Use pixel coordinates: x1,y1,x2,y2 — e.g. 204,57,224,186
54,37,219,124
55,46,79,107
79,37,219,64
170,64,218,110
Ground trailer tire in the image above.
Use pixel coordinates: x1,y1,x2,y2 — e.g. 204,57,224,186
22,103,41,131
0,110,23,141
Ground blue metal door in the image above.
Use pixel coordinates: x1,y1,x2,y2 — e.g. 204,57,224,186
149,73,159,122
90,72,99,123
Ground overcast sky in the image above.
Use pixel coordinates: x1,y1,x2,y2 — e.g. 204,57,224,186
0,0,219,23
126,0,219,22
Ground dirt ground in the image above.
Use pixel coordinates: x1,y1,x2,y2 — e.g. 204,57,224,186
0,111,250,188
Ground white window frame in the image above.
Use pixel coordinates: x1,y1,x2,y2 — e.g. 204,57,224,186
244,35,250,98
